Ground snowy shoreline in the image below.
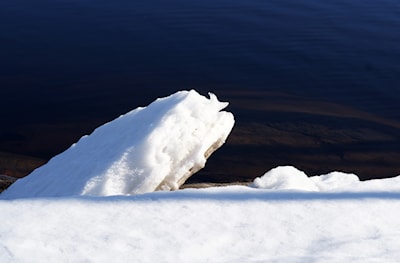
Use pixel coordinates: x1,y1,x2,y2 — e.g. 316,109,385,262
2,90,400,196
1,90,400,262
2,90,400,183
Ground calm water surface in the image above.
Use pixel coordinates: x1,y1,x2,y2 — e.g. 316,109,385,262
1,0,399,118
1,0,400,178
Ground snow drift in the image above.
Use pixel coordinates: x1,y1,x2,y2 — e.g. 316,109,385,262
252,165,400,192
251,166,319,191
1,90,234,198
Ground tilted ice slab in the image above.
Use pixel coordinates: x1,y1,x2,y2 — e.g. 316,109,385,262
2,90,234,198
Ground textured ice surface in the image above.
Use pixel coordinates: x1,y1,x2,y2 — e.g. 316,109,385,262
1,90,234,198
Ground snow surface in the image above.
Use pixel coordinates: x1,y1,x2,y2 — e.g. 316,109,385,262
2,89,400,262
1,90,234,198
1,171,400,262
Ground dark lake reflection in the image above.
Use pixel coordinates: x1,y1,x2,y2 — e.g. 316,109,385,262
1,0,399,181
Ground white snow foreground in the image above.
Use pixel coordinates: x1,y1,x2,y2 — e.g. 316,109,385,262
1,167,400,262
1,175,400,263
1,90,234,198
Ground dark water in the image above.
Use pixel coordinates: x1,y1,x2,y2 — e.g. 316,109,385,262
1,0,400,179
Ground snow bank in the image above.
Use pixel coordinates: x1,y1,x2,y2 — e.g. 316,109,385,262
1,90,234,198
252,165,400,192
1,186,400,262
2,163,400,261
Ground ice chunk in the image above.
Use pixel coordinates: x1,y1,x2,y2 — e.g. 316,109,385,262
2,90,234,198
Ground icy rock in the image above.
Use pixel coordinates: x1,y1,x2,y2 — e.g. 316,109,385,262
0,175,17,193
1,90,234,198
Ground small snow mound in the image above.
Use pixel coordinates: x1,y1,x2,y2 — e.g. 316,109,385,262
1,90,234,198
311,171,360,191
251,166,318,191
